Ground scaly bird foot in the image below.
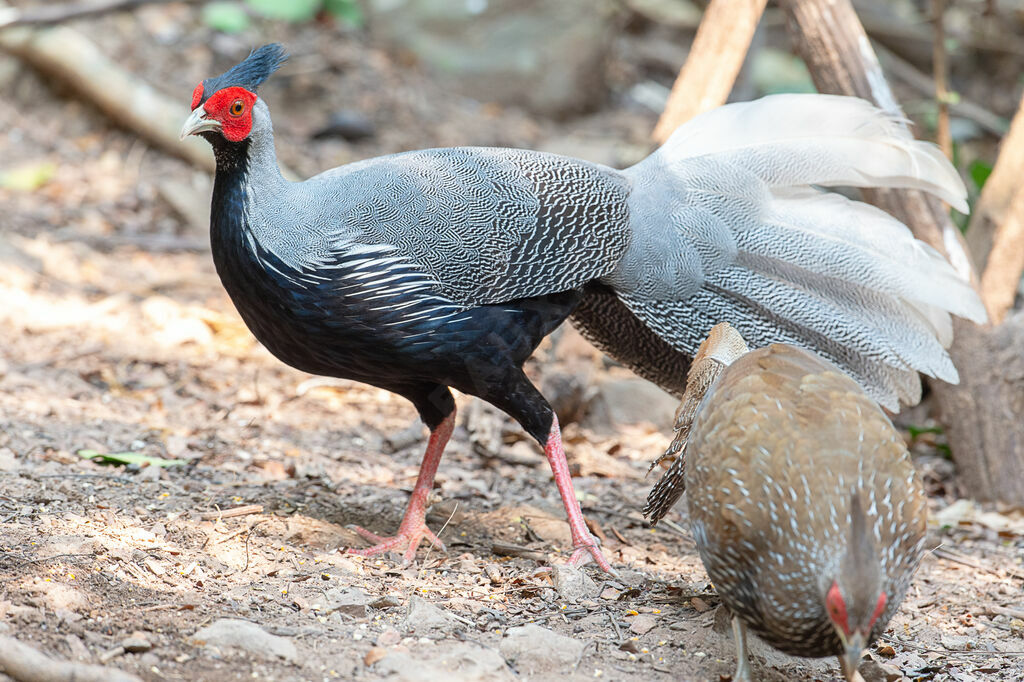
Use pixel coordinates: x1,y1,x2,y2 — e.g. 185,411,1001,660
347,522,446,564
567,535,618,576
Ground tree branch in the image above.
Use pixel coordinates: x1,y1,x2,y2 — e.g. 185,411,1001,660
0,0,202,29
651,0,768,144
0,634,143,682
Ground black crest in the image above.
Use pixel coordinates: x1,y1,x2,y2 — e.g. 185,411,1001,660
200,43,288,103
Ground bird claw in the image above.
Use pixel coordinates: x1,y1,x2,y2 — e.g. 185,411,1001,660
567,538,618,577
346,523,446,564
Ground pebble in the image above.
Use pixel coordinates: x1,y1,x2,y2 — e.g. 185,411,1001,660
552,564,598,603
192,618,298,663
628,614,657,635
324,586,372,618
499,624,584,673
403,596,459,635
122,633,152,653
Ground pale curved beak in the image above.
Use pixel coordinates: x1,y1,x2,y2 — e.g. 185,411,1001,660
838,632,868,682
180,108,221,140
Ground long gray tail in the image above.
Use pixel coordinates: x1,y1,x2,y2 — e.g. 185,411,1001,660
597,94,985,410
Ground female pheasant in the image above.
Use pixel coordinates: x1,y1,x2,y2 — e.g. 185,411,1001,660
182,45,975,573
646,323,928,681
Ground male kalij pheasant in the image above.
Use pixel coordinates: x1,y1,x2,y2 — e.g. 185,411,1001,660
182,45,981,572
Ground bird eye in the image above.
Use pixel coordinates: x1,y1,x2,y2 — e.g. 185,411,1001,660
230,100,245,116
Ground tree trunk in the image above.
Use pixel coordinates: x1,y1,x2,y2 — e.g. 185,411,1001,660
780,0,1024,505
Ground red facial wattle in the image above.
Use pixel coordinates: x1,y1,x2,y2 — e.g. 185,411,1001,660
191,82,204,110
868,592,888,629
202,86,258,142
826,581,851,637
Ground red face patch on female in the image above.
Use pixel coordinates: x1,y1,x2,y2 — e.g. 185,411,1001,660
825,581,850,636
199,86,258,142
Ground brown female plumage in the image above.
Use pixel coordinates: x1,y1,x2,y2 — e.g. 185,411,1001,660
645,323,928,682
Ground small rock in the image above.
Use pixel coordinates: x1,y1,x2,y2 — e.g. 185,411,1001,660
403,596,459,635
0,447,19,472
628,613,657,635
121,633,151,653
377,642,512,681
600,586,621,600
370,595,402,609
582,378,678,433
690,596,711,613
860,657,903,682
325,586,373,618
552,564,598,603
484,563,503,585
364,646,387,666
193,618,298,663
499,624,584,673
376,628,402,647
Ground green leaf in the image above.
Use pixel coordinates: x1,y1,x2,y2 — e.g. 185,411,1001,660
906,424,943,439
202,2,250,33
0,161,56,191
969,159,993,192
246,0,319,22
324,0,364,27
78,449,186,468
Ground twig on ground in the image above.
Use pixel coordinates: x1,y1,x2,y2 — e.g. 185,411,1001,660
0,13,213,171
51,232,209,253
0,0,202,29
987,605,1024,621
491,542,548,562
931,547,1008,578
605,607,623,641
652,0,768,144
0,634,143,682
199,504,264,521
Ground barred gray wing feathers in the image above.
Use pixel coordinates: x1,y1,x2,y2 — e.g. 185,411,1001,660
301,147,632,307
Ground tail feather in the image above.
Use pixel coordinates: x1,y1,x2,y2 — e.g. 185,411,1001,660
726,259,957,380
763,189,985,323
610,94,983,408
656,94,967,211
621,290,923,410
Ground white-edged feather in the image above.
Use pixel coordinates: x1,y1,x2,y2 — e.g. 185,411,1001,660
615,93,983,408
652,93,968,212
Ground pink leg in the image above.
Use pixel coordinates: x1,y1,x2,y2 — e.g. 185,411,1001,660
544,415,615,574
348,410,456,563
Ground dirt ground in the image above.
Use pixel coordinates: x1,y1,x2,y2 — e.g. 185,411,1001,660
2,5,1024,682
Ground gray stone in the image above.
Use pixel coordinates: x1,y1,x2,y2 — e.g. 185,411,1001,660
582,377,679,434
403,595,459,635
499,624,585,673
121,633,151,653
628,613,657,635
0,448,19,472
366,0,614,117
860,658,903,682
551,564,598,603
377,642,512,681
192,618,297,663
325,586,373,618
